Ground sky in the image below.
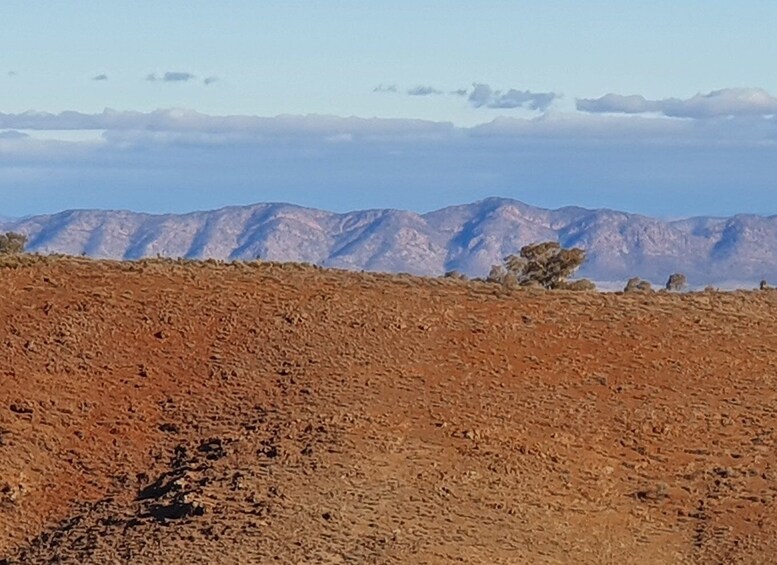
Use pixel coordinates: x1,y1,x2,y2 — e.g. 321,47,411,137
2,1,777,218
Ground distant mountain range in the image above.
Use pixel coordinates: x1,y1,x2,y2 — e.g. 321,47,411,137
3,198,777,288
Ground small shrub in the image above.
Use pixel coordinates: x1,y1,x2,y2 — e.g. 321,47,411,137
487,264,507,284
444,270,467,281
486,265,518,288
665,273,687,292
559,279,596,291
624,277,653,293
0,232,27,255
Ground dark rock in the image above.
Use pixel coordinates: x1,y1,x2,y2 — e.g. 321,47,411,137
9,402,33,415
148,498,205,521
158,423,179,434
198,438,226,460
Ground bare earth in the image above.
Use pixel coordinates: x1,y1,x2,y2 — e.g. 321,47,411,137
2,256,777,564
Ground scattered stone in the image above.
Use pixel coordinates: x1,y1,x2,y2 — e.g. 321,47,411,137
634,483,670,502
259,444,279,459
198,438,226,460
158,423,180,434
149,496,205,521
9,401,33,415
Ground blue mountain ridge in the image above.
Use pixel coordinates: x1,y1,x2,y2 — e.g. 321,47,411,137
2,198,776,287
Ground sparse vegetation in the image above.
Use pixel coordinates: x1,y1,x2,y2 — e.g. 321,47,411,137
558,279,597,291
443,270,468,281
0,232,27,255
665,273,687,292
488,241,593,290
487,264,518,288
4,255,777,563
624,277,653,293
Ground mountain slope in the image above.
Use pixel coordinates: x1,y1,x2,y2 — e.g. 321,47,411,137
3,198,777,285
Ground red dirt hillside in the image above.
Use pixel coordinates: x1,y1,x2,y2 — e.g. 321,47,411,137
2,256,777,564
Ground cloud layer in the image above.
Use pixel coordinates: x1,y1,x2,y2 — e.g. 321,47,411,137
1,107,777,219
577,88,777,118
373,82,558,111
1,97,776,147
0,110,457,142
0,129,28,139
373,84,777,119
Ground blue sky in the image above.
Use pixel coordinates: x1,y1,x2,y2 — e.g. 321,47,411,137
2,1,777,217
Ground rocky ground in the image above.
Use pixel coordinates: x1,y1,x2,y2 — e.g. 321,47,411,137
2,256,777,564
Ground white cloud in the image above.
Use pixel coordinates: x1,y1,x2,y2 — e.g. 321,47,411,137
373,84,398,93
577,88,777,118
468,83,558,111
407,85,443,96
147,71,197,82
373,83,557,109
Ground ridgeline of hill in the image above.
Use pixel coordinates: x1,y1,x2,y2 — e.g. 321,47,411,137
6,197,777,286
2,256,777,564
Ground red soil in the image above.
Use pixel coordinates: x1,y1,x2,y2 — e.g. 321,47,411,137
2,256,777,563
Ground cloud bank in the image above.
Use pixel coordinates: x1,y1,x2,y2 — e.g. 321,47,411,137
1,106,776,151
2,103,777,218
0,130,28,139
577,88,777,118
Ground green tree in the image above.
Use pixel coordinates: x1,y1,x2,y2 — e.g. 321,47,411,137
489,241,591,290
